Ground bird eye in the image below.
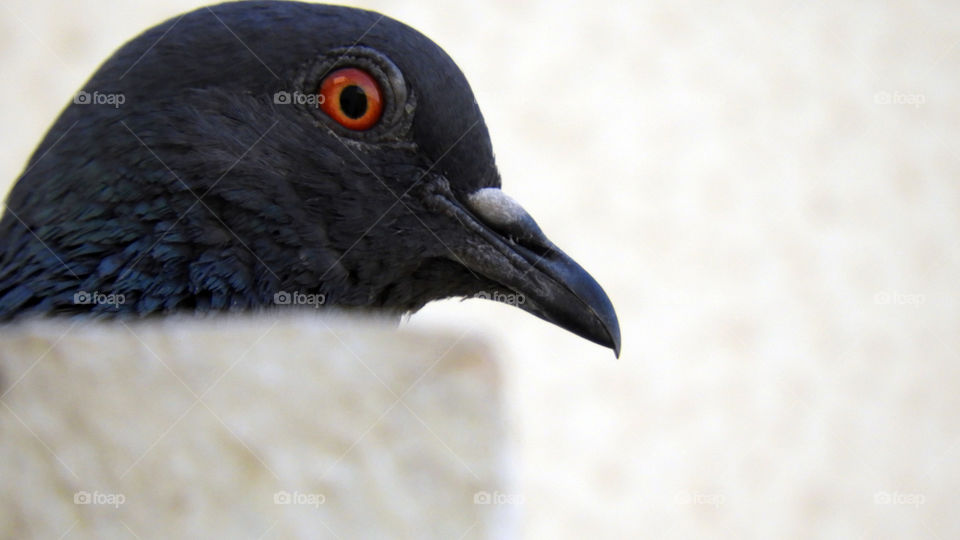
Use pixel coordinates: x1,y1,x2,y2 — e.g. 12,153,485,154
318,67,383,131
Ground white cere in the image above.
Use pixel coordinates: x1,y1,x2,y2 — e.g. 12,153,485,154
467,188,532,227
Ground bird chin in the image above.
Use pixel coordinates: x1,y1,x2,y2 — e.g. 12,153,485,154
426,185,621,357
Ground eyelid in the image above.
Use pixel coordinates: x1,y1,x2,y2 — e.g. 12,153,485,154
292,46,414,141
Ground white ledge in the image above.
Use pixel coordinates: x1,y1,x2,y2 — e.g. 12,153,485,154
0,314,514,539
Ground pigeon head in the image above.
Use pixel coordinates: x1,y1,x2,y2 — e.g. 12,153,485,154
0,1,621,356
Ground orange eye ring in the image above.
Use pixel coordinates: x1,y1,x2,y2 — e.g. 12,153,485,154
318,67,383,131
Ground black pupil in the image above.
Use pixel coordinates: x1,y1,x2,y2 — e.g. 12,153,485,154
339,85,367,119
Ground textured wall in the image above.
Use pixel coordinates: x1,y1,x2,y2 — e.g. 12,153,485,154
2,1,959,538
0,316,510,539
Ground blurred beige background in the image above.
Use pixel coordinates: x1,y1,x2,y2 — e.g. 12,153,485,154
2,0,959,538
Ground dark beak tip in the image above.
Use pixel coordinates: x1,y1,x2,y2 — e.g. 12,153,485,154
564,265,622,359
534,275,622,359
596,303,621,358
509,249,622,359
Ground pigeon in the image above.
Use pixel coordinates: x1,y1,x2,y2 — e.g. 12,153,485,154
0,1,621,356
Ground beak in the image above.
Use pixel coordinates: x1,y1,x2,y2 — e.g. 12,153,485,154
439,187,621,357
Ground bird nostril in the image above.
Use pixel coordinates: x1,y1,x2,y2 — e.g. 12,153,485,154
508,233,555,260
